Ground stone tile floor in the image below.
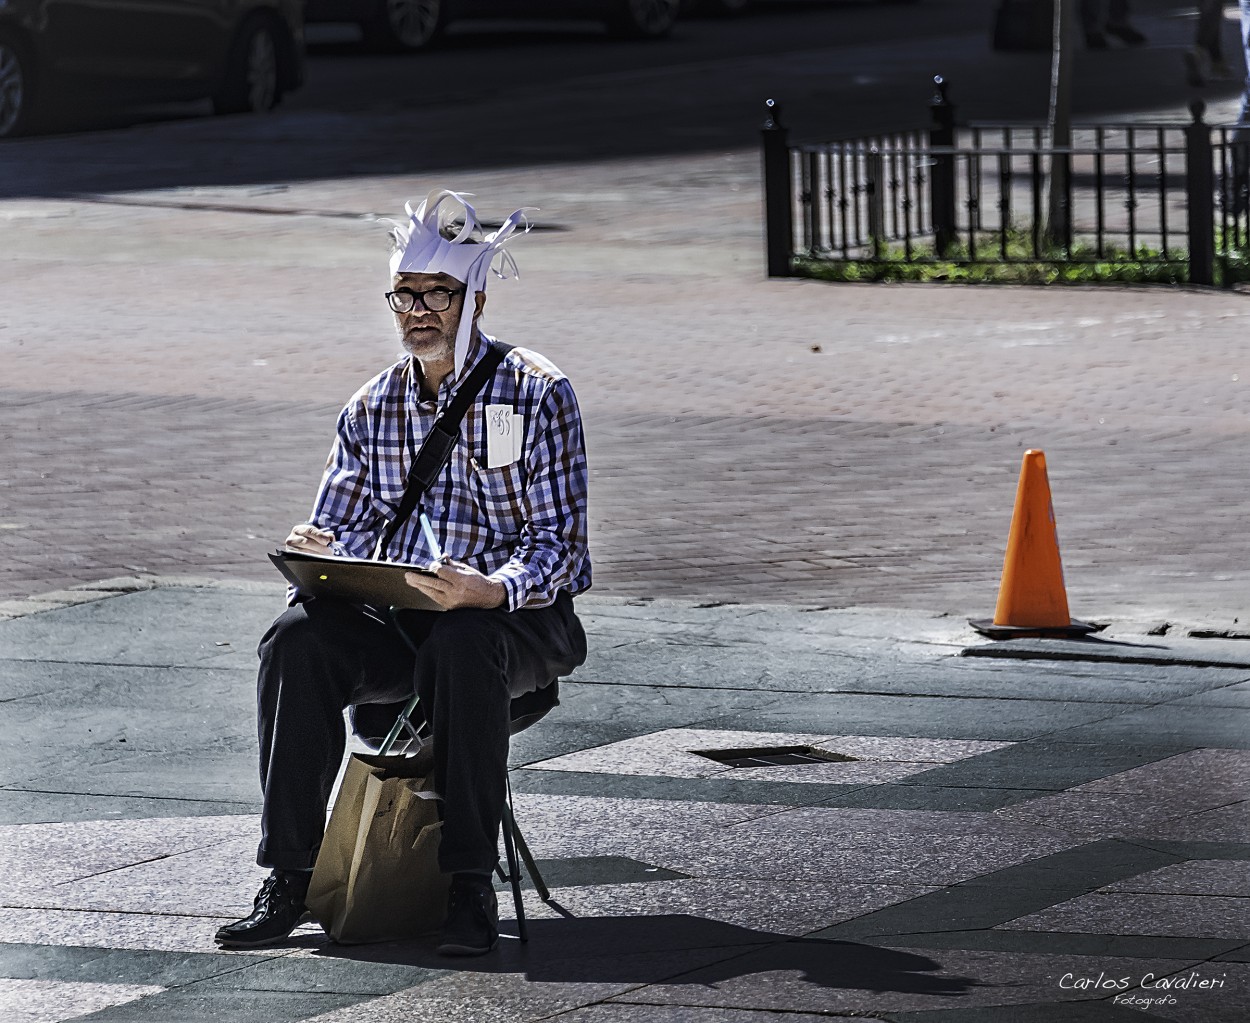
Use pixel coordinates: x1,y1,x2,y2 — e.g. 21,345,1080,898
526,728,1014,783
0,582,1247,1022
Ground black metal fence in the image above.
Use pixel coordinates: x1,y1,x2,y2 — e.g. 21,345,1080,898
763,79,1250,285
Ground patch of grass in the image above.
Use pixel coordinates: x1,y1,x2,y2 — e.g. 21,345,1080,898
1218,228,1250,285
794,230,1250,286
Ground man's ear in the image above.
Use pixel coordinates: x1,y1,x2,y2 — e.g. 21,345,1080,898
472,291,486,322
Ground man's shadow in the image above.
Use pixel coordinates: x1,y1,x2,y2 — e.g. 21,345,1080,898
306,912,982,998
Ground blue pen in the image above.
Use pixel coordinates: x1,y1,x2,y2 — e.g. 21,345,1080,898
417,511,445,564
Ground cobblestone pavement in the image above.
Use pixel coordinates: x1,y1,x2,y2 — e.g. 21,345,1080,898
3,138,1249,626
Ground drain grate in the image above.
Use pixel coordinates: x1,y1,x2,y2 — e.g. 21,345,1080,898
692,744,858,769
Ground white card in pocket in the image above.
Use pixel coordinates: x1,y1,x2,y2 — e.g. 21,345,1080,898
485,405,524,468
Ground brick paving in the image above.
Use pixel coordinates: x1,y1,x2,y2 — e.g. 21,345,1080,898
2,146,1248,627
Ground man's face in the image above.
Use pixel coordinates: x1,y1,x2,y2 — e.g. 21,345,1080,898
391,271,468,361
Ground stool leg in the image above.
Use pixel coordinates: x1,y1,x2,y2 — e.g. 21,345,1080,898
500,798,528,943
505,775,550,901
377,694,421,755
510,816,551,904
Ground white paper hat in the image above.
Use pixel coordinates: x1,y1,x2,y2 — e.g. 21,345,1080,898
384,188,532,376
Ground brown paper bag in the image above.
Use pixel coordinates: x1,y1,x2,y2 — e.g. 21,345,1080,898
306,751,450,944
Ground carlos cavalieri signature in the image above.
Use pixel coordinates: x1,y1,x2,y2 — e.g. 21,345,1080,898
1059,971,1229,1007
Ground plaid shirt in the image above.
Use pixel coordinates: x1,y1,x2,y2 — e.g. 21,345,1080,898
307,332,591,611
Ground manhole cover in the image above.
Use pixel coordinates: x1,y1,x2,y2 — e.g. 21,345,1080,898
691,745,857,769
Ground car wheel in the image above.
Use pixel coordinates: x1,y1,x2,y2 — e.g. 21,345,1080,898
607,0,681,38
212,17,282,115
362,0,446,52
0,30,36,139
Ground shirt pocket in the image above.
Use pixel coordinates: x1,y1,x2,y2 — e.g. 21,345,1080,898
471,461,525,536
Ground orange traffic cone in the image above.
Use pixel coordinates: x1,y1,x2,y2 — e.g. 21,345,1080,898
970,450,1097,638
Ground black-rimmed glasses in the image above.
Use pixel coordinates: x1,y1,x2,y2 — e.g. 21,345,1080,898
385,287,464,314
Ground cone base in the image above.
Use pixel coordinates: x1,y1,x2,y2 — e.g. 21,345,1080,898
968,618,1102,640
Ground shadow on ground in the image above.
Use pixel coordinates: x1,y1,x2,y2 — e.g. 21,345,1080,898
306,913,984,997
0,0,1241,200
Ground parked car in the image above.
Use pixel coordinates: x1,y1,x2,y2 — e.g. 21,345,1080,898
0,0,304,138
305,0,681,52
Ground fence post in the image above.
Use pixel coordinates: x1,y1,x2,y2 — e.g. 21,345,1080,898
762,98,794,277
929,75,957,257
867,146,885,260
1186,99,1215,286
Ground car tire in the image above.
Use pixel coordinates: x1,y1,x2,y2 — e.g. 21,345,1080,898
212,16,282,115
0,29,37,139
606,0,681,38
361,0,446,52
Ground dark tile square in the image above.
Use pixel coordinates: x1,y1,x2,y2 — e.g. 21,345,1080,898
527,856,689,890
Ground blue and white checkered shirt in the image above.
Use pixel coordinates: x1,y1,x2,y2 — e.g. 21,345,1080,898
307,332,591,611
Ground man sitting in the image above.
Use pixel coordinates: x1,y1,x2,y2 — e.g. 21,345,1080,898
215,190,591,956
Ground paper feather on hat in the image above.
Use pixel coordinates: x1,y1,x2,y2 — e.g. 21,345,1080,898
382,189,532,376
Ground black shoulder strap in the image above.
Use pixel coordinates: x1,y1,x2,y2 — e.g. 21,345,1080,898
377,339,515,559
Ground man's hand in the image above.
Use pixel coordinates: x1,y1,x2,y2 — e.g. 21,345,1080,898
284,523,336,555
405,560,507,610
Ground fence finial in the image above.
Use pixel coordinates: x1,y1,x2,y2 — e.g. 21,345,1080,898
764,98,783,131
932,75,949,106
1189,98,1207,124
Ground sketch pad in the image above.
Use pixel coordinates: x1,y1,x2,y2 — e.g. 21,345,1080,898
270,549,444,611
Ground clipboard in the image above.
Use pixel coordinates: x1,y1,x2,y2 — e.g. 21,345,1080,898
269,548,445,612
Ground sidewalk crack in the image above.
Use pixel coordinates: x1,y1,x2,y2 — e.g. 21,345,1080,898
0,785,255,806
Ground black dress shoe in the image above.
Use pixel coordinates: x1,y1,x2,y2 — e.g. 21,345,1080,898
436,879,499,956
215,872,312,949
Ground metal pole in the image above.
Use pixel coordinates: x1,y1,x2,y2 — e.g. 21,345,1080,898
867,147,885,260
1186,99,1215,286
1044,0,1075,247
762,98,794,277
929,75,956,257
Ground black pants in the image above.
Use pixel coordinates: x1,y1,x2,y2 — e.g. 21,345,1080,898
255,591,586,874
1194,0,1224,60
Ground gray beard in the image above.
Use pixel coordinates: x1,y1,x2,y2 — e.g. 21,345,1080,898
397,322,455,361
